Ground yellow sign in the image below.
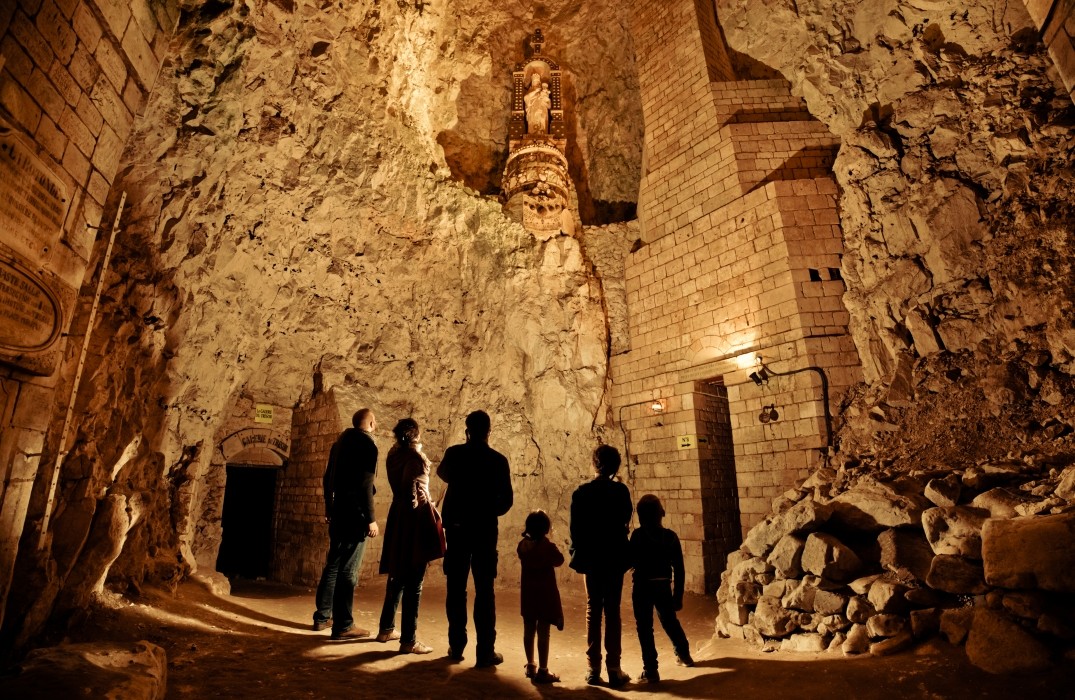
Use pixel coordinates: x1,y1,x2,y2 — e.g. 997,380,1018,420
254,405,274,423
677,435,710,450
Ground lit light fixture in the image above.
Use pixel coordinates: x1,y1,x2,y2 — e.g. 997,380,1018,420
758,404,779,423
749,367,770,386
650,399,665,414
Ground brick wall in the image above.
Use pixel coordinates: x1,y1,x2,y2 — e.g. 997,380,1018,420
619,0,863,592
0,0,177,628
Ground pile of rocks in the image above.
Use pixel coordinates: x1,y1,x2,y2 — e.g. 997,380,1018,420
716,453,1075,673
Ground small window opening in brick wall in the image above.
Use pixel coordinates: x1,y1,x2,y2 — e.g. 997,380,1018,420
828,267,842,281
808,268,822,281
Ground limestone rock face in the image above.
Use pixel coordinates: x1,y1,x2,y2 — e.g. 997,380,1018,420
55,0,642,592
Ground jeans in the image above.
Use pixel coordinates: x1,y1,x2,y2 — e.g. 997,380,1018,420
584,569,625,670
443,524,499,658
314,538,367,634
377,562,428,645
633,579,689,671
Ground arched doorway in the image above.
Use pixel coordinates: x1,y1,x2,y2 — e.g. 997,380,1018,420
216,463,278,579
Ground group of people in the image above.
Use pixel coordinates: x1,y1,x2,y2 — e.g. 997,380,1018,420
312,408,693,686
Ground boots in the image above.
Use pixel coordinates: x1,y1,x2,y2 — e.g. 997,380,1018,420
606,664,631,688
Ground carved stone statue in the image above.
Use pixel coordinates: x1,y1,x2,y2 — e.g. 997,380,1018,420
523,73,551,135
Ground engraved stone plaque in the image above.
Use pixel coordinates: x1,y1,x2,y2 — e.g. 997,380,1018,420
0,257,61,351
0,125,70,265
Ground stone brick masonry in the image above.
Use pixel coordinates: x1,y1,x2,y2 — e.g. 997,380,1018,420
614,0,862,593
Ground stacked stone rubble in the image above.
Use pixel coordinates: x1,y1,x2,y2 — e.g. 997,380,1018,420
716,451,1075,673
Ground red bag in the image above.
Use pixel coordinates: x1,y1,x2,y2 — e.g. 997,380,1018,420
415,500,447,565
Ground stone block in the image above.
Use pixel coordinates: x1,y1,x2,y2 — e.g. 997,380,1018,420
926,554,987,595
867,580,906,614
924,473,961,507
866,613,907,638
846,595,875,624
742,498,830,557
753,596,798,638
970,488,1026,518
830,479,930,530
801,531,862,582
922,505,988,558
878,527,934,581
766,532,804,578
121,21,159,89
812,589,847,616
939,607,975,645
910,608,940,639
73,2,103,51
869,630,913,656
982,512,1075,592
91,0,132,39
780,632,827,653
841,623,869,654
966,609,1052,674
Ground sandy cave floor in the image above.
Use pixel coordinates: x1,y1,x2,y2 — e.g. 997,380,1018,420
21,573,1075,699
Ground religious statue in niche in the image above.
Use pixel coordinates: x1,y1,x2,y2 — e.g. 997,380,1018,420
524,73,551,134
501,29,580,241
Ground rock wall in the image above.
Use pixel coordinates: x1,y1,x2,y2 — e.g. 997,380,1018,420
1,0,643,644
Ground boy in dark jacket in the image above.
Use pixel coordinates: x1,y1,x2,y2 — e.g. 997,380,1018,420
570,445,633,687
630,494,693,682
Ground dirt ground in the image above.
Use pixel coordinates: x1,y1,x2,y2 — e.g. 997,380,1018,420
22,572,1075,699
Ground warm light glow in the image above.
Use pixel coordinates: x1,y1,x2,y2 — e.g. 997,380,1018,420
650,400,664,414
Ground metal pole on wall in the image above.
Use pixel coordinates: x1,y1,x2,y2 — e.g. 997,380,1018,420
38,192,127,550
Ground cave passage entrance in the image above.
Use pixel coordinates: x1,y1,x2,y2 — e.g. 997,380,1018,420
694,378,742,594
216,464,278,579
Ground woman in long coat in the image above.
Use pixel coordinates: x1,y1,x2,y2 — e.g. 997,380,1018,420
376,418,437,653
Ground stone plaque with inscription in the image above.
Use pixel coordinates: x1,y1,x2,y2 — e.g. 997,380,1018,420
0,125,70,265
0,257,61,351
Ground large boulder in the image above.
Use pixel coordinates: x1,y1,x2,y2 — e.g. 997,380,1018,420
924,474,962,507
982,512,1075,592
801,532,863,582
743,500,832,557
970,488,1026,519
830,479,931,531
965,609,1052,674
922,506,989,558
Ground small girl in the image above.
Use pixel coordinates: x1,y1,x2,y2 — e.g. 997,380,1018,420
517,510,564,683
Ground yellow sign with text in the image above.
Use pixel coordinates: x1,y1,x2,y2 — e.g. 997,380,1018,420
254,405,274,423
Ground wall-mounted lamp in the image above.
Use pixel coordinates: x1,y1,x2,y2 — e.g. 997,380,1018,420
758,404,780,424
650,399,664,414
749,367,770,386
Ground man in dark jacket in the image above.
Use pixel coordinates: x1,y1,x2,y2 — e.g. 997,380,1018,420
437,410,513,666
570,445,633,687
313,408,379,639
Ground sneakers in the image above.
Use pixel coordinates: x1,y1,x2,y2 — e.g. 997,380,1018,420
524,664,536,679
330,626,370,640
675,652,695,667
640,669,661,683
399,640,433,654
446,647,464,662
375,629,401,643
476,651,504,668
312,618,333,632
606,667,631,688
533,669,560,684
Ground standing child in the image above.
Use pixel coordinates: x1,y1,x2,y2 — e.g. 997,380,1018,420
630,494,693,683
517,510,564,684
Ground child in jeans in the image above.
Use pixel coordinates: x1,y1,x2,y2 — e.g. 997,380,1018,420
517,510,564,683
630,494,693,682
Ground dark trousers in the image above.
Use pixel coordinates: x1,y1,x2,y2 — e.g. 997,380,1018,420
377,562,428,645
443,524,499,658
632,578,689,671
584,569,625,670
314,538,367,635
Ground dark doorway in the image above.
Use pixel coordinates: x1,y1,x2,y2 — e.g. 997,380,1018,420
216,464,278,579
694,378,742,594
